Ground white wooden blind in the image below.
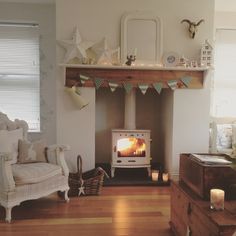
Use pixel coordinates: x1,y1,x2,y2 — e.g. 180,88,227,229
0,23,40,131
212,29,236,118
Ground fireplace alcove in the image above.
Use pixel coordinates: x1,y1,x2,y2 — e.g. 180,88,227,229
95,87,164,174
63,64,208,178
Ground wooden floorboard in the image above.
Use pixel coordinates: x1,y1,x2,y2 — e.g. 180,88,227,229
0,186,173,236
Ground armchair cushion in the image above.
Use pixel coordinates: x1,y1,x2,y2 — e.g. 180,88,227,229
12,162,62,185
216,124,233,149
0,128,23,164
18,139,46,163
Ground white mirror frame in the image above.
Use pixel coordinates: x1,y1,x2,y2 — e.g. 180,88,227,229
121,11,163,65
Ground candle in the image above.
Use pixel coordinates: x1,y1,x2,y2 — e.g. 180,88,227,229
134,48,137,56
162,173,169,182
152,170,159,181
210,189,225,210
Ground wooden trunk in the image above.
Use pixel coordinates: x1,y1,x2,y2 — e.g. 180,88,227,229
179,153,236,200
170,180,236,236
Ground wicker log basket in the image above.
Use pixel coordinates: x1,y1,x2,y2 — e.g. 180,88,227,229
68,155,109,197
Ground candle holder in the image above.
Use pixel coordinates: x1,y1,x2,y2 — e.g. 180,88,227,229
162,173,169,182
210,189,225,210
151,170,159,182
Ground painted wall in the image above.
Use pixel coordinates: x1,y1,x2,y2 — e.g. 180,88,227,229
161,90,174,173
0,2,56,145
215,12,236,29
56,0,214,173
172,81,212,176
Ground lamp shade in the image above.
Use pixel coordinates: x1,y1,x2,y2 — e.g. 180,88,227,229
65,86,89,110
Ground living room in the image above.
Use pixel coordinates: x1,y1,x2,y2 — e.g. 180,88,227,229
0,0,235,235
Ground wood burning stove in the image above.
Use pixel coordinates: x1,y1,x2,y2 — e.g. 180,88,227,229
111,129,151,177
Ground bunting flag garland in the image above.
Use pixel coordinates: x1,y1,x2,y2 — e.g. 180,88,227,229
94,77,104,89
167,80,178,90
80,74,90,84
138,84,149,95
70,73,194,94
153,82,163,94
109,82,119,92
181,76,192,87
123,82,133,94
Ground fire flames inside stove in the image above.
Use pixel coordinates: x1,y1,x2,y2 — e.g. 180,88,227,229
117,137,146,157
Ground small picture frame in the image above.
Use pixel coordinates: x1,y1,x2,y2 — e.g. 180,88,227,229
162,52,179,67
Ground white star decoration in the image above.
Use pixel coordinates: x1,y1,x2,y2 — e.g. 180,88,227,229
91,37,118,65
78,181,85,196
58,27,93,63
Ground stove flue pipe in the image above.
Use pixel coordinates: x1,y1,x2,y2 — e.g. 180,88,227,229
124,89,136,130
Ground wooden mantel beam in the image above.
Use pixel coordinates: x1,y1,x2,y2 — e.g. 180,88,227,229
62,64,207,89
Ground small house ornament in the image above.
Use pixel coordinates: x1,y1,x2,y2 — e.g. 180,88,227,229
200,39,213,67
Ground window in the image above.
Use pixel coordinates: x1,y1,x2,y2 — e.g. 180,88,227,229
0,23,40,132
212,29,236,118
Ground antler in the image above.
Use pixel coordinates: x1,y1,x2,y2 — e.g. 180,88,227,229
181,19,192,25
196,19,204,26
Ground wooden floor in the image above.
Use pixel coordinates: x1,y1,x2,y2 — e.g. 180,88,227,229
0,186,173,236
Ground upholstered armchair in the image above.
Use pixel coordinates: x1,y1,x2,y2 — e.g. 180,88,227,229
0,112,70,223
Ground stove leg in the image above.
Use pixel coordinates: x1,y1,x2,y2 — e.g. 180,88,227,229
147,167,151,177
111,167,115,178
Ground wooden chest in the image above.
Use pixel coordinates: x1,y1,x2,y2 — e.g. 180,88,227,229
179,153,236,200
170,181,236,236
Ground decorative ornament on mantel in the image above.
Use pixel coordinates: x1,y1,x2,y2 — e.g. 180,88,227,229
200,39,213,67
58,27,93,63
90,37,120,65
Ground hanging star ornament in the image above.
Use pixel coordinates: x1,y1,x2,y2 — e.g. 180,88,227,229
78,181,85,196
58,27,93,63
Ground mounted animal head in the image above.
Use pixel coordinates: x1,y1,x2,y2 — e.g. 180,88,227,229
181,19,204,39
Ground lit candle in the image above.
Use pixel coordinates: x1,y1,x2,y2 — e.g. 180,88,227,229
210,189,225,210
162,173,169,182
152,170,159,181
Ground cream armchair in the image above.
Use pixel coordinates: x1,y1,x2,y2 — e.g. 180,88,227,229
0,113,69,223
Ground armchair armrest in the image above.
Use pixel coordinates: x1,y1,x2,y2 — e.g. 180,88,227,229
45,145,70,177
0,153,15,192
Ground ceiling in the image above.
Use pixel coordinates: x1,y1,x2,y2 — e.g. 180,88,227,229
0,0,236,11
0,0,54,4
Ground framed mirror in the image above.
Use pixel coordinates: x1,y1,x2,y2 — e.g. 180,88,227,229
121,11,163,65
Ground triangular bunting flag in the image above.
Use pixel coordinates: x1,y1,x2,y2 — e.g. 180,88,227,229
167,80,178,90
94,77,104,89
109,82,119,92
153,82,163,94
138,84,149,95
181,76,192,87
80,74,90,84
123,82,133,94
